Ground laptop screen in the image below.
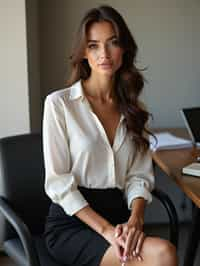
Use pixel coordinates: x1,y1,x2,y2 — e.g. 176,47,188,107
181,107,200,143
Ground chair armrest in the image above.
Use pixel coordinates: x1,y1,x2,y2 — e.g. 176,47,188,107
0,196,40,266
152,189,179,247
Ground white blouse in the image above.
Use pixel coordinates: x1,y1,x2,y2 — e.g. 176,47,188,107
43,80,155,216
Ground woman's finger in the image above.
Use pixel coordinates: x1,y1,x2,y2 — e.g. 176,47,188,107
114,242,124,260
117,234,126,247
123,227,136,257
130,230,141,256
135,232,145,256
123,223,129,236
115,224,123,238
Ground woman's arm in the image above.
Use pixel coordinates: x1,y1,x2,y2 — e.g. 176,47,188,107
115,198,146,262
43,94,89,215
76,205,113,236
76,205,125,260
129,197,146,226
115,148,155,262
125,149,155,209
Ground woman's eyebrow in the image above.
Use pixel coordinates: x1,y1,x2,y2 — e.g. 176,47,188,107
87,35,117,43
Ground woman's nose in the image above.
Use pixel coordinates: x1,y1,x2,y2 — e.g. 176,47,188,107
99,45,110,59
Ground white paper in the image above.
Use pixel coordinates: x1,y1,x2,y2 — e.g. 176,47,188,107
150,132,193,151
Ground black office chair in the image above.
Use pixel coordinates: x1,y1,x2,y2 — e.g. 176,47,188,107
0,133,179,266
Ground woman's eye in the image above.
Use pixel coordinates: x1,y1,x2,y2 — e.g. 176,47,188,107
88,44,97,49
111,39,119,46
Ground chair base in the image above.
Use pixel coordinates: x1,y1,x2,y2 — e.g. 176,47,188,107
4,235,63,266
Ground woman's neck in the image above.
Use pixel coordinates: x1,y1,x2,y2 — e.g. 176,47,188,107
82,74,115,102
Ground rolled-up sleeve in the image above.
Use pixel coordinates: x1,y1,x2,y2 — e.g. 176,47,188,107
125,148,155,209
43,95,89,216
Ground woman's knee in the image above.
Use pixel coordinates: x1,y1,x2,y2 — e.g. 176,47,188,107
100,246,121,266
100,237,178,266
151,238,178,265
139,237,178,266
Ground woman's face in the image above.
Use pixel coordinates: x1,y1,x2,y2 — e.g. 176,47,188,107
84,21,124,77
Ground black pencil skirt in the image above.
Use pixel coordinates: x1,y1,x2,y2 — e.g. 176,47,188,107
44,187,131,266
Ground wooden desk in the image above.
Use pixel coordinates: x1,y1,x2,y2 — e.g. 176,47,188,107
153,148,200,207
152,129,200,266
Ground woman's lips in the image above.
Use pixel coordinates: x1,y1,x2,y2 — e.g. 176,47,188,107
99,63,113,69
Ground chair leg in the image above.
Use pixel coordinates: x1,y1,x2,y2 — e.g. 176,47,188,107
183,206,200,266
152,189,179,248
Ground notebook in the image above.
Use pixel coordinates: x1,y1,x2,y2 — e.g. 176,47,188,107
182,163,200,177
180,107,200,146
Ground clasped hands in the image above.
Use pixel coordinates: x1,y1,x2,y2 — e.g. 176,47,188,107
110,214,145,264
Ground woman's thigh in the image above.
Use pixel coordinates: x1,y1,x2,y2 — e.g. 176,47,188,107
100,237,178,266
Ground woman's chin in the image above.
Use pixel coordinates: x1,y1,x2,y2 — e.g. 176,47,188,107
97,68,116,77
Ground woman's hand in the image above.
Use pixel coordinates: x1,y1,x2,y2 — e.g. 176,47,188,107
115,215,145,263
114,196,146,263
102,224,126,262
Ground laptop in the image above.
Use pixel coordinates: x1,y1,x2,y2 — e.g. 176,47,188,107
181,107,200,177
180,107,200,147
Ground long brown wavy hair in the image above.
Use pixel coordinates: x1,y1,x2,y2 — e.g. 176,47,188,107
66,5,153,153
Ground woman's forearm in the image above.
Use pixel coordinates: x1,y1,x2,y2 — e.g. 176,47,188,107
129,197,146,224
75,205,114,237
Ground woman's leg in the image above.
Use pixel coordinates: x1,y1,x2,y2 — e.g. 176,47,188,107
100,237,178,266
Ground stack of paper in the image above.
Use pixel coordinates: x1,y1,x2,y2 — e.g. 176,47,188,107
150,132,192,151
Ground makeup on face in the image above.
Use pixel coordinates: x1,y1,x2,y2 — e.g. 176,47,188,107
84,21,124,75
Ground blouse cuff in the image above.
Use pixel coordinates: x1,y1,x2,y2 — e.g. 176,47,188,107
126,186,153,210
59,189,89,216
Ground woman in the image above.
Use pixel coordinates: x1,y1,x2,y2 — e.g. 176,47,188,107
43,5,178,266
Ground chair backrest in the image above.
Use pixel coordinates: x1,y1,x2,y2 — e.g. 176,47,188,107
0,133,50,242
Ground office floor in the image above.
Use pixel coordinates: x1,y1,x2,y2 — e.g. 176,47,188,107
0,224,199,266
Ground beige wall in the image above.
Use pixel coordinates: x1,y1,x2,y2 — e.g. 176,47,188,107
40,0,200,128
0,0,30,138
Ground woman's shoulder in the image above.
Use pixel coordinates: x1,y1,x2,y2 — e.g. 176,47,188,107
45,80,81,106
